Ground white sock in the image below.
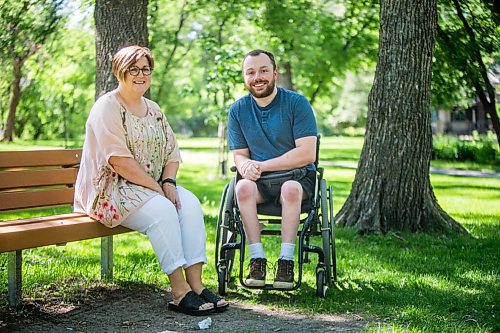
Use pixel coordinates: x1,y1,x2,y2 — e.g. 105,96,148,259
279,243,295,260
249,242,265,259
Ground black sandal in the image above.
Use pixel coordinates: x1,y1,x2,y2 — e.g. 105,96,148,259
168,290,215,316
199,289,229,312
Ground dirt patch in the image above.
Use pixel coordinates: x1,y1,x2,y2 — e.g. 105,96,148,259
1,286,367,332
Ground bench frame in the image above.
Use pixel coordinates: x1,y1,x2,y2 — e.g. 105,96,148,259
0,149,132,307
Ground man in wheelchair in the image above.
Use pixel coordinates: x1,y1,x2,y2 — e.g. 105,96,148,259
227,49,318,289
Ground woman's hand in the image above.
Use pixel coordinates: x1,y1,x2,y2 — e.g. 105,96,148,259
162,184,181,210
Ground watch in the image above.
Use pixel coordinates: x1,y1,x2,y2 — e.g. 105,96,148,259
160,178,177,187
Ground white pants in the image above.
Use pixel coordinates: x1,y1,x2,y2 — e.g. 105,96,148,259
121,186,206,275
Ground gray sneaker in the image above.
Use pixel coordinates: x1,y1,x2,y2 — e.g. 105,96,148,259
273,259,294,289
245,258,267,287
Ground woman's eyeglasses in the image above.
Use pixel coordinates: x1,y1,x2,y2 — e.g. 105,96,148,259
127,66,152,76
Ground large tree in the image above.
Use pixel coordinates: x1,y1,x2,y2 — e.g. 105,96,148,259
94,0,149,98
0,0,63,142
336,0,466,233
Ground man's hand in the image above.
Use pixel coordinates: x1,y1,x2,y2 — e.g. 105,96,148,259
241,160,262,181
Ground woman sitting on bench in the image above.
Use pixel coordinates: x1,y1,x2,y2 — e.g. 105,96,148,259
74,45,228,316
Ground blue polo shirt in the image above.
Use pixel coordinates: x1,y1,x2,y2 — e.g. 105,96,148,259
228,87,317,167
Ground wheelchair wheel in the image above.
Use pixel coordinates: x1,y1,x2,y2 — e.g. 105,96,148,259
215,178,237,293
316,268,327,298
320,178,336,286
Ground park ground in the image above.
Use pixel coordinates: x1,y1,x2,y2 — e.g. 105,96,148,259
1,136,499,332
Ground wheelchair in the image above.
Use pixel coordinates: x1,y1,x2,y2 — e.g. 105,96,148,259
215,136,337,298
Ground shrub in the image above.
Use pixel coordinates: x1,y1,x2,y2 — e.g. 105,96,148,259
432,133,500,165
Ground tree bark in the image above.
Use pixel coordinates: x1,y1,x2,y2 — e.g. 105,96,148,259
277,61,294,91
94,0,149,99
336,0,467,234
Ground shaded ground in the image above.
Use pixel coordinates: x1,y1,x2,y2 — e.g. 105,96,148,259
0,286,367,332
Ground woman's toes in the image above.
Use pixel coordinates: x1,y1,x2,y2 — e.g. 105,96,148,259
200,302,214,310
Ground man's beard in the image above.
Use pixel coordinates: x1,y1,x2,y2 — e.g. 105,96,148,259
246,78,276,98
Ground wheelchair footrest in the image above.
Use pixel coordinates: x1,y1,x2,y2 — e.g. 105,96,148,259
241,283,300,291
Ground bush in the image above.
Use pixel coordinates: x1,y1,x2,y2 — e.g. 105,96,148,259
432,133,500,165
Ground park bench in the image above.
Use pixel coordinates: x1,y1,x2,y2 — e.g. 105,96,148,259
0,149,132,307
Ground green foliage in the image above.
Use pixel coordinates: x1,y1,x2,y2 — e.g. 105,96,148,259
256,0,379,104
2,0,499,142
0,0,64,59
432,133,500,165
13,24,94,143
433,0,500,109
0,0,66,138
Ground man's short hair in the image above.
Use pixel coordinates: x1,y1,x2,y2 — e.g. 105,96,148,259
243,49,276,70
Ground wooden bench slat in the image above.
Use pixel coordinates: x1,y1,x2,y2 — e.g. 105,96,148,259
0,149,82,168
0,213,131,252
0,188,75,211
0,213,88,227
0,168,79,190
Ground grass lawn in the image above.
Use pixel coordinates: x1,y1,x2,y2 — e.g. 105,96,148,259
1,136,499,332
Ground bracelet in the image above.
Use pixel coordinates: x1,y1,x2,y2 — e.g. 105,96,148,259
160,177,177,187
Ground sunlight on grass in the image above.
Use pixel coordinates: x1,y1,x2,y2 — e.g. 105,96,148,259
1,136,499,333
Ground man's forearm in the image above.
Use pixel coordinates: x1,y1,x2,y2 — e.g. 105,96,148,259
234,154,251,174
259,147,314,172
260,136,317,172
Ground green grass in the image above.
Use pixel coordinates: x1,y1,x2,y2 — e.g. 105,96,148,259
1,136,499,332
318,136,499,173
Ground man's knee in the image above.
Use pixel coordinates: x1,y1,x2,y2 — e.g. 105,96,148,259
280,181,302,203
235,179,258,202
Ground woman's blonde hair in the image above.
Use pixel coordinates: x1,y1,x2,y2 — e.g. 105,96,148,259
112,45,154,81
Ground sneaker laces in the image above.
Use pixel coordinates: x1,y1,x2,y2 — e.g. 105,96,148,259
249,258,267,271
276,259,293,275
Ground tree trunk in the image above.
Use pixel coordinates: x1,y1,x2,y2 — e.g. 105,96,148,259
277,61,294,91
475,83,500,146
336,0,467,234
94,0,149,99
1,59,23,142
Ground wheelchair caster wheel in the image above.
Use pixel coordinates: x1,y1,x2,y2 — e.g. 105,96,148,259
316,269,327,298
218,269,227,296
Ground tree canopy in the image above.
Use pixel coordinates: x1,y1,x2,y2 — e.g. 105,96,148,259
0,0,497,147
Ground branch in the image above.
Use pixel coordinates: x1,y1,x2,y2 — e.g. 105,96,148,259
156,0,190,98
309,78,324,105
163,0,189,72
452,0,495,102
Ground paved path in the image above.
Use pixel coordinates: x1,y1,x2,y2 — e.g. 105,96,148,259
322,161,500,178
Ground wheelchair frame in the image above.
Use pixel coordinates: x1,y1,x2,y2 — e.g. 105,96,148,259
215,136,337,298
